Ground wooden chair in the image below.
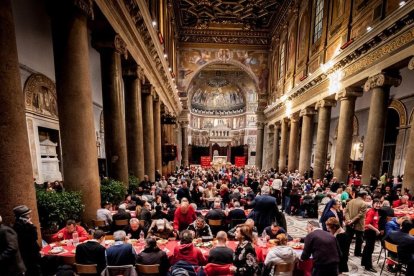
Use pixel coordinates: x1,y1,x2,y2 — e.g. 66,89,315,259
105,234,114,240
114,219,129,226
274,262,295,273
208,219,222,226
61,255,76,266
92,219,107,228
104,265,136,276
136,264,160,275
75,263,97,275
380,240,407,275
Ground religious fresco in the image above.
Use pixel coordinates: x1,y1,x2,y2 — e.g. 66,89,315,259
178,48,269,94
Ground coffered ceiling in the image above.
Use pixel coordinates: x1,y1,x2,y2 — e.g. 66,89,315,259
173,0,292,46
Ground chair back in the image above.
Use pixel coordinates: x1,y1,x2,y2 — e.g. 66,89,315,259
105,265,137,276
75,263,97,274
105,234,114,240
62,256,76,266
208,219,222,226
274,262,295,273
93,219,107,228
114,219,129,226
409,228,414,236
384,240,398,254
230,218,246,228
136,264,160,275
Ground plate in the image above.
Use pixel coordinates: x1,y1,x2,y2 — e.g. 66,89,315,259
157,239,168,245
50,247,64,254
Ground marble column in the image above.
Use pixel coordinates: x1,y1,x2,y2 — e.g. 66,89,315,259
181,121,189,167
256,122,265,170
314,100,335,180
123,63,145,181
288,114,300,172
403,58,414,192
278,118,289,172
299,108,316,174
49,0,100,223
94,34,129,185
334,88,362,183
362,73,401,185
142,85,156,182
272,123,281,170
0,0,40,229
153,98,162,175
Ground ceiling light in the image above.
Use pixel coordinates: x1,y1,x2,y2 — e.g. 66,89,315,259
168,67,172,72
164,53,167,58
366,26,372,32
399,1,406,7
152,21,157,27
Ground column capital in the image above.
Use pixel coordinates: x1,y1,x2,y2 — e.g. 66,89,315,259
408,56,414,70
315,99,336,110
290,113,300,122
179,121,189,127
363,73,401,92
335,87,363,101
92,34,128,59
123,63,142,80
300,107,316,117
47,0,94,19
141,83,153,95
256,122,265,129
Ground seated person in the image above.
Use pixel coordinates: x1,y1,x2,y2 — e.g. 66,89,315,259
170,230,207,266
228,218,258,239
75,230,106,274
151,205,167,220
147,219,176,240
105,230,137,266
385,216,409,237
205,199,226,220
228,201,247,221
96,201,113,226
124,195,137,211
262,222,292,241
187,217,213,240
139,201,152,231
112,204,131,222
388,220,414,275
392,195,413,208
124,218,146,239
52,219,89,242
173,198,197,232
136,237,169,276
208,231,234,265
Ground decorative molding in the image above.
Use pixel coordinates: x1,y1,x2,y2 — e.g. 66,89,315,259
389,99,407,126
315,99,336,109
363,73,401,92
409,56,414,70
299,107,316,117
24,73,58,119
335,87,363,100
73,0,94,19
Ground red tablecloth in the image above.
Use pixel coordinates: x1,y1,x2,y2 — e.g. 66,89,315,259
42,240,312,276
394,210,414,219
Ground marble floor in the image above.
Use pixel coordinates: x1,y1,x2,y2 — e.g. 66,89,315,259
285,214,396,276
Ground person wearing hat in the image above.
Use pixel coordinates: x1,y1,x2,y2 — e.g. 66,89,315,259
12,205,42,276
0,214,26,275
147,219,176,240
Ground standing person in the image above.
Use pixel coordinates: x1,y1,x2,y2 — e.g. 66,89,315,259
361,198,381,272
319,199,343,231
326,217,350,274
344,191,368,257
12,205,42,276
173,198,196,232
301,221,340,276
231,224,260,276
0,214,26,275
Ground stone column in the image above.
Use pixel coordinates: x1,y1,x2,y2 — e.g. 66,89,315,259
123,63,145,181
272,123,281,170
288,114,300,172
0,0,40,229
403,57,414,192
49,0,100,222
299,108,316,174
362,73,401,185
94,34,129,185
334,88,363,183
314,100,335,180
181,121,189,167
153,97,162,174
278,118,289,172
142,85,156,182
256,122,265,170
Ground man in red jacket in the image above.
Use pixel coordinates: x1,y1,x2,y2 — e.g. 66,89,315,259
52,219,89,242
173,198,196,232
170,230,206,266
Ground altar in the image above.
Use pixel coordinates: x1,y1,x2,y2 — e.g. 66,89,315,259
212,155,229,170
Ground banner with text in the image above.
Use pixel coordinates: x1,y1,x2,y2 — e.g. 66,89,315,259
200,156,211,168
235,156,246,168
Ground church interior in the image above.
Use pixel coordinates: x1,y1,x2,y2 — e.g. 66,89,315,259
1,0,414,266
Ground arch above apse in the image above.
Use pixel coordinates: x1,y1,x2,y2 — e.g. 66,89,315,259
388,99,407,127
184,59,260,101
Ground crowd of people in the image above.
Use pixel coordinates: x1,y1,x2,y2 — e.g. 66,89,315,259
1,166,414,276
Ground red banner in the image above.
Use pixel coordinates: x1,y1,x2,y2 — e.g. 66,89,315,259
200,156,211,168
235,156,246,168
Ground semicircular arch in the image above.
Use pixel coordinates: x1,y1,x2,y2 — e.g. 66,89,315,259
388,99,407,127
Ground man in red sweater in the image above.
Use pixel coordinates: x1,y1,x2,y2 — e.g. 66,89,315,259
52,219,89,242
173,198,196,232
170,230,206,266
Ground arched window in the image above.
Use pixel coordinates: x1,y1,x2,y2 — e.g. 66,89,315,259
279,43,286,79
313,0,324,43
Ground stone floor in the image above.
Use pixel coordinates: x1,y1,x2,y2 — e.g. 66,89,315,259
285,214,395,276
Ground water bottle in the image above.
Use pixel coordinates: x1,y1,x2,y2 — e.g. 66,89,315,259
72,232,79,246
139,230,145,243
